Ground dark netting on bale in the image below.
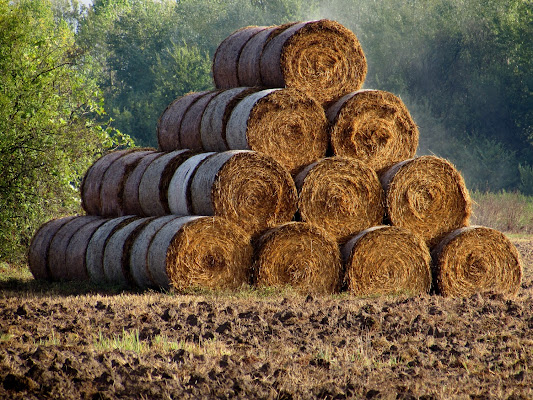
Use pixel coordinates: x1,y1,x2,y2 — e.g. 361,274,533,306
342,225,432,297
254,222,342,294
431,226,523,297
326,89,419,174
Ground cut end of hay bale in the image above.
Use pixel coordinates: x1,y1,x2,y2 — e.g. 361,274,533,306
296,157,385,242
327,90,419,174
431,226,523,297
381,155,471,248
206,150,298,238
342,225,432,297
227,88,328,174
254,222,342,295
165,216,253,292
261,19,367,106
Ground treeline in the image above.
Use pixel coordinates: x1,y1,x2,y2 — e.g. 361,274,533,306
1,0,531,262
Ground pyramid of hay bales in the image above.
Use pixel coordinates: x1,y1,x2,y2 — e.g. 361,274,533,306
28,19,522,298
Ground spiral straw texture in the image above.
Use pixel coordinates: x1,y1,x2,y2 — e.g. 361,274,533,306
431,226,523,297
254,222,342,294
326,90,419,174
342,226,432,297
295,157,385,242
380,155,471,247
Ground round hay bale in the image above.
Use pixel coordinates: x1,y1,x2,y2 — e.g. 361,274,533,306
102,217,155,287
157,91,208,151
295,157,385,242
123,152,166,216
129,215,180,289
179,90,221,151
342,225,432,297
226,88,328,174
81,149,136,215
64,217,109,281
431,226,523,297
147,216,253,291
212,26,264,88
100,149,156,217
86,216,139,284
237,26,278,87
254,222,342,294
259,19,367,106
48,215,101,281
200,87,260,152
190,150,298,237
168,152,216,216
28,216,76,280
138,149,192,216
326,89,419,174
380,155,471,247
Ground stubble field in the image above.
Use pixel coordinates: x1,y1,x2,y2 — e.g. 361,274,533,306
0,237,532,399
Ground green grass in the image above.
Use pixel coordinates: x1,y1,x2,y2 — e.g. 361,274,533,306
471,191,533,233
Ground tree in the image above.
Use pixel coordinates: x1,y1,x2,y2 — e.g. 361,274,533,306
0,0,131,263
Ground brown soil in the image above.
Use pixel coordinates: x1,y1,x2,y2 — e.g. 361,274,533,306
1,238,532,399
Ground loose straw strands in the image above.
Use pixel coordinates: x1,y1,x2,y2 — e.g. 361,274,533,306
431,226,523,297
326,90,419,174
295,157,385,242
342,226,432,297
380,155,471,248
253,222,342,294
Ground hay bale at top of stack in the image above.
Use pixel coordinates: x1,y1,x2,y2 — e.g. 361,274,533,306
253,222,342,294
213,19,367,106
157,87,329,174
326,89,419,174
294,157,385,242
380,155,471,248
341,225,432,297
431,226,522,297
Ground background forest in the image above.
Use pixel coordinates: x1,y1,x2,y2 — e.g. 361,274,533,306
1,0,532,262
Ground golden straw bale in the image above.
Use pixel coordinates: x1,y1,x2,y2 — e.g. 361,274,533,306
326,89,419,174
99,149,156,217
380,155,471,247
28,216,76,280
146,216,253,291
215,20,366,106
431,226,523,297
226,88,328,174
212,26,265,88
157,91,208,151
342,225,432,297
179,91,221,151
295,157,385,242
188,150,298,238
254,222,342,294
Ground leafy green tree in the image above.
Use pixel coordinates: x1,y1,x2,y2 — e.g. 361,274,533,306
0,0,131,263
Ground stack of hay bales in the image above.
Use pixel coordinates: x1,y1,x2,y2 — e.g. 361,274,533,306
28,19,522,297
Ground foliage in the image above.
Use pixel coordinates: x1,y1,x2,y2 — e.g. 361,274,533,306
0,0,132,263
